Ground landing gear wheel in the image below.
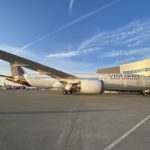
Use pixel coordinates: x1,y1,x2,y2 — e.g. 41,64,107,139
72,90,77,94
67,90,72,95
63,90,67,95
63,90,72,95
141,92,150,96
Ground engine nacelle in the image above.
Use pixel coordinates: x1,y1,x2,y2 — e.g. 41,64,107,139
80,80,104,94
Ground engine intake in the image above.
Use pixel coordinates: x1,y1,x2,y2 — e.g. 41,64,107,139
80,79,104,94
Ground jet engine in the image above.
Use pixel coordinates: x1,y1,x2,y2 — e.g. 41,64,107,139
80,79,104,94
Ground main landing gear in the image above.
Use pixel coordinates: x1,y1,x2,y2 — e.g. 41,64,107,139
63,90,77,95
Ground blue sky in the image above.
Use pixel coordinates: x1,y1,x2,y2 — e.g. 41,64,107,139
0,0,150,75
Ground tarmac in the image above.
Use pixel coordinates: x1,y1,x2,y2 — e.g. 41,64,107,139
0,90,150,150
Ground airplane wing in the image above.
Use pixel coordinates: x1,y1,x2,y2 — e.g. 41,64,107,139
0,50,79,82
0,74,13,78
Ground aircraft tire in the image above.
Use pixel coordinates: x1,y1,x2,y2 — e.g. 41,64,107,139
63,90,67,95
67,90,72,95
63,90,73,95
141,92,150,96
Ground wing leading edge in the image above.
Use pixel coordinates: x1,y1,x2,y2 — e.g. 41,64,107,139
0,50,78,80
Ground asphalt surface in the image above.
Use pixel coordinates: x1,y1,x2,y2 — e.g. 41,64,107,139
0,90,150,150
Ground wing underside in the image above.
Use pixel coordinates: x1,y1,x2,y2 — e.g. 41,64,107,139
0,50,79,81
0,74,13,78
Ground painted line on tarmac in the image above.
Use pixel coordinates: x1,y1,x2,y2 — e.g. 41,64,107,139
104,115,150,150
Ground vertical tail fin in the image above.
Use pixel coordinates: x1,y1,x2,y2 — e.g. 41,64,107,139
10,63,25,76
9,63,30,86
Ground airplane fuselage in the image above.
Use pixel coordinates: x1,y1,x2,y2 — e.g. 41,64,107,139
1,50,150,95
23,73,150,92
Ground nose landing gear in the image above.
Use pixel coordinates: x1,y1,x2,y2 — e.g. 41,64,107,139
141,90,150,96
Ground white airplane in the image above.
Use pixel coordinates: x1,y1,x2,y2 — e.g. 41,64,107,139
0,77,25,89
0,63,31,86
0,50,150,96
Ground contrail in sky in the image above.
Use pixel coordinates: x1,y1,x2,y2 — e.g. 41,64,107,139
69,0,75,13
16,0,121,53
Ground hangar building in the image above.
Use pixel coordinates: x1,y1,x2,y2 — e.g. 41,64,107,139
96,58,150,77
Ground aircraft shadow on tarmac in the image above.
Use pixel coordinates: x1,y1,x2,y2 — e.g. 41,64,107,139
0,108,128,115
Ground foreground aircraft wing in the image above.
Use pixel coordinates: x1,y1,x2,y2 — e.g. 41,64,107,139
0,50,79,81
0,74,13,78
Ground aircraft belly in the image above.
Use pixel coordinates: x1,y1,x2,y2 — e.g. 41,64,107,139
104,79,147,91
123,80,144,90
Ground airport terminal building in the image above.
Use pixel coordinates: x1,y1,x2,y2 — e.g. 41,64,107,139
97,58,150,77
